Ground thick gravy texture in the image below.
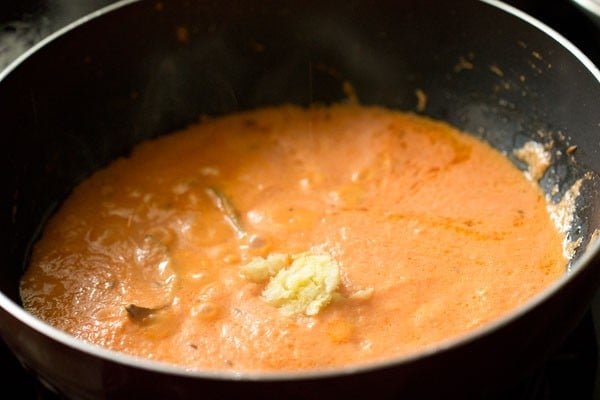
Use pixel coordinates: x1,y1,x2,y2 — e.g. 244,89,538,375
20,104,567,372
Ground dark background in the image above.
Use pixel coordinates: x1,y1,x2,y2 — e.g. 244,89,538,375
1,1,599,398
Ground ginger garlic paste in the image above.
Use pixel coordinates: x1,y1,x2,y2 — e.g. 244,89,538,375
20,104,569,372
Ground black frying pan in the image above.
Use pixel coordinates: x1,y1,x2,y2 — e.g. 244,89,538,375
1,1,600,398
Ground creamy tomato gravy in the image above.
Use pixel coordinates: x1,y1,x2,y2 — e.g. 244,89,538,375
20,104,567,372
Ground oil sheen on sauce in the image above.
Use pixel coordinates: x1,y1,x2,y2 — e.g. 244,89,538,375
20,103,568,372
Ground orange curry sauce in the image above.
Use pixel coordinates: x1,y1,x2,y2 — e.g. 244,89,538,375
20,104,567,372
